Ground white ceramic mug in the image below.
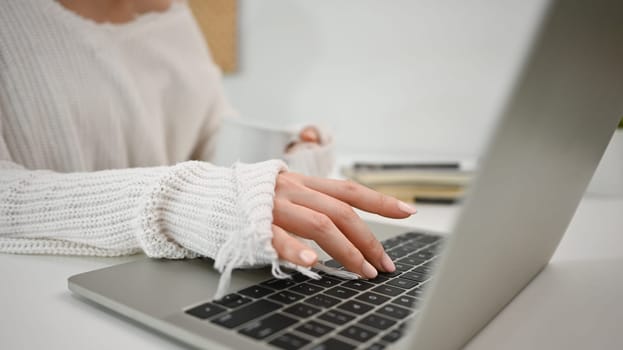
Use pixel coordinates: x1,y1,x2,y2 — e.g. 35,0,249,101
211,118,296,166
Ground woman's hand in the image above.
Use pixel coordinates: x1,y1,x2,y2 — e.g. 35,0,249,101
298,126,321,143
285,126,323,153
271,172,418,279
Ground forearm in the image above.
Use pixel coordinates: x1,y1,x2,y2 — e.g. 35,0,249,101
0,162,167,256
0,160,285,261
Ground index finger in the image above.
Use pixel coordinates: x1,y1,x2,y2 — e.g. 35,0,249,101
299,176,417,218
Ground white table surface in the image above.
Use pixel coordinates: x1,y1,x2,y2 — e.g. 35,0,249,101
1,195,622,349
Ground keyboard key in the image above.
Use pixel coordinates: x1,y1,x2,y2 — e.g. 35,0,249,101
308,276,342,288
407,286,426,298
305,293,341,308
355,292,390,305
413,265,433,275
397,321,411,330
393,295,418,308
238,285,273,299
366,342,387,350
289,273,310,283
268,291,305,305
366,275,389,284
381,329,403,343
211,299,281,328
401,271,428,283
295,320,333,337
387,250,404,260
325,286,358,299
411,269,431,277
269,333,311,350
419,246,438,256
411,251,435,260
388,246,413,258
283,303,321,318
262,278,297,290
324,259,343,268
338,300,374,315
404,231,425,239
359,314,396,330
377,304,411,320
290,283,323,296
396,256,427,266
238,313,297,339
372,285,404,297
379,270,402,278
382,238,402,250
318,309,356,325
400,241,429,251
422,261,436,269
415,234,441,244
339,325,377,343
386,277,419,289
397,233,417,242
214,293,252,309
394,262,412,272
185,302,226,319
341,280,374,291
309,338,356,350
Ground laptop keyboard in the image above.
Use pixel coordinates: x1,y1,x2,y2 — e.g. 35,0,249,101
185,231,443,350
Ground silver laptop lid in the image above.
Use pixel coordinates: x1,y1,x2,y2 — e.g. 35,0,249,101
404,0,623,349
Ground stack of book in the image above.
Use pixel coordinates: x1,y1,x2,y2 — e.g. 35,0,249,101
342,162,473,204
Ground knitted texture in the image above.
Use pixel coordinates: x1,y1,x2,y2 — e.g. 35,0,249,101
0,160,287,296
0,0,234,172
0,0,333,297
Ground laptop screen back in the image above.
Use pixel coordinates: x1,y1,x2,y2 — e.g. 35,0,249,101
406,1,623,349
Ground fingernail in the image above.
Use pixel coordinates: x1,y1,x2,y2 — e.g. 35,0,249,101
381,252,396,272
301,129,319,143
303,129,316,138
398,201,417,215
299,250,317,265
362,260,378,279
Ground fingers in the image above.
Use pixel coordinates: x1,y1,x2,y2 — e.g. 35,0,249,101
272,225,318,267
273,199,379,279
284,185,395,273
299,175,417,218
285,126,321,154
272,173,414,278
299,126,320,143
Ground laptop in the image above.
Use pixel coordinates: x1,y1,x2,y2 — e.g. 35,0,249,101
68,1,623,349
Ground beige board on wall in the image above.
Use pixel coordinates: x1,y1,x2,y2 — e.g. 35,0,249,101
187,0,237,73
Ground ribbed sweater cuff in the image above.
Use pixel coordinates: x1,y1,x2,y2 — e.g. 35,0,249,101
139,160,287,296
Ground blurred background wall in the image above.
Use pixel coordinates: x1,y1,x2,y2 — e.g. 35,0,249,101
220,0,547,160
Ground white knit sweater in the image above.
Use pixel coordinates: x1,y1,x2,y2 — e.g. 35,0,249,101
0,0,329,296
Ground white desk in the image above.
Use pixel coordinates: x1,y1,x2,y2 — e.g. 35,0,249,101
1,196,622,349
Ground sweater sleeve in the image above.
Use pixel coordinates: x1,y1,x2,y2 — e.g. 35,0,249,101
0,156,287,296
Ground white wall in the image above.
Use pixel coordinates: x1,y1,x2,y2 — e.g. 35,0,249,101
222,0,547,159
